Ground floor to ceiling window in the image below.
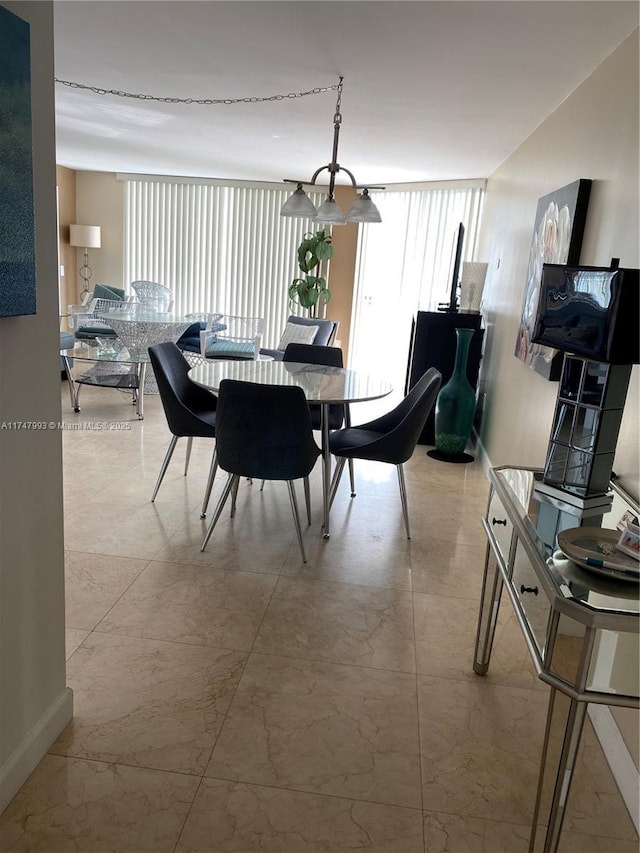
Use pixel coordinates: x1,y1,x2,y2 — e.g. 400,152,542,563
122,175,485,381
349,181,485,393
122,175,326,349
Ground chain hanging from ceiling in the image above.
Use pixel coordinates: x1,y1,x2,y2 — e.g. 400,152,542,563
54,78,340,106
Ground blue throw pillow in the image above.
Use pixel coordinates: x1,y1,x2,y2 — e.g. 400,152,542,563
93,283,125,302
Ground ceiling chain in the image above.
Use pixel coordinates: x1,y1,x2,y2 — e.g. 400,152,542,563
54,78,340,106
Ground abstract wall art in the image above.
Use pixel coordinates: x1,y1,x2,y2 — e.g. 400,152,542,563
514,178,591,380
0,5,37,317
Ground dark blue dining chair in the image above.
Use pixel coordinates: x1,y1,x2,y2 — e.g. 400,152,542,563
148,342,218,518
283,342,356,497
328,367,442,538
200,379,321,562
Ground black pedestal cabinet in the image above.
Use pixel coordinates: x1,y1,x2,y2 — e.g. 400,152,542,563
405,311,484,445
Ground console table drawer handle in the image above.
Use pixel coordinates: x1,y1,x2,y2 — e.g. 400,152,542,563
520,584,539,595
492,517,507,526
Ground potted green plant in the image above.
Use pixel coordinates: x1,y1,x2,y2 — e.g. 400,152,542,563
288,229,334,318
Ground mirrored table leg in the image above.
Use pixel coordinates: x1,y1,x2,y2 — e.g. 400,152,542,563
473,544,504,675
528,688,588,852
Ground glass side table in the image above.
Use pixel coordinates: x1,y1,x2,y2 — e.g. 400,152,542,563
474,465,639,853
61,341,149,419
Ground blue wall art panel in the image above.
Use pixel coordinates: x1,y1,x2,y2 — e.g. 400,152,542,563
0,5,36,317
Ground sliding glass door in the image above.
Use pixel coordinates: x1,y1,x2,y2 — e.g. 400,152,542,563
349,182,485,395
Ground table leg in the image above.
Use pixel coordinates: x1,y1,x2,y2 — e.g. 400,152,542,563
528,688,588,853
321,404,331,539
473,543,504,675
63,356,81,412
136,363,146,420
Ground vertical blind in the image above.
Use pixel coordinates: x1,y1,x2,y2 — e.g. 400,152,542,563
123,176,484,373
123,177,326,349
349,182,485,387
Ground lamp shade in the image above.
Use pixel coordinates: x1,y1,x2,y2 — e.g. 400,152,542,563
70,224,101,249
314,197,346,225
280,185,318,219
345,190,382,223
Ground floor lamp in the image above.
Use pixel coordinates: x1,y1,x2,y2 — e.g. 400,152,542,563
69,224,101,302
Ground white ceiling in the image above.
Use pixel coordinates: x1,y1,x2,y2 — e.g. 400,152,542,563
53,1,639,187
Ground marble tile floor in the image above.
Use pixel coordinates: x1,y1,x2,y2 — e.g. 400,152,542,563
0,384,637,852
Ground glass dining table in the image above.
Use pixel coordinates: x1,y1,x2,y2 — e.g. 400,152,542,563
188,359,393,538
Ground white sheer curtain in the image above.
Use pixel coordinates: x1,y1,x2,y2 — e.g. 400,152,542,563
121,175,326,350
349,181,485,392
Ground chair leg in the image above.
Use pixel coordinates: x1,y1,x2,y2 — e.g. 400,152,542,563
184,436,194,476
287,481,307,563
396,463,411,539
348,460,356,498
201,473,236,551
329,456,347,509
230,476,240,517
150,435,179,502
200,447,218,518
260,480,266,491
303,476,311,525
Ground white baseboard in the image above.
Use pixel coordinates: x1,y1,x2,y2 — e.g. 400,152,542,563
588,704,639,834
0,687,73,815
471,430,492,476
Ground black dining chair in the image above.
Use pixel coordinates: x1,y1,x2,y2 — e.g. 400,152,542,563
148,342,219,518
200,379,321,562
328,367,442,538
283,342,356,497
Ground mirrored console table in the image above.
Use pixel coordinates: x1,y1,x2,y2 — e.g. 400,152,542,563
474,466,639,853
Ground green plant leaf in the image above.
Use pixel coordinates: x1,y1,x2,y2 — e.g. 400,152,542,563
291,229,333,314
315,241,333,261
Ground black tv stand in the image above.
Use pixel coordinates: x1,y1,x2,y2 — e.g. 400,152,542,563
405,311,484,445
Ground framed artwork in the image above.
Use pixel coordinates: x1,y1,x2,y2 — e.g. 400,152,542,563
0,6,37,317
514,179,591,380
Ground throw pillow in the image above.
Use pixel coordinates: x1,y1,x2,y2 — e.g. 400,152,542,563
92,283,125,302
277,321,319,351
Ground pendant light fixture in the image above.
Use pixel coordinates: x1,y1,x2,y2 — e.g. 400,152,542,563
280,77,383,224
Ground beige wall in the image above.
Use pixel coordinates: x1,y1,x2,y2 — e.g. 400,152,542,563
329,185,360,358
478,29,639,500
74,171,126,292
0,0,72,813
477,30,639,768
56,165,76,317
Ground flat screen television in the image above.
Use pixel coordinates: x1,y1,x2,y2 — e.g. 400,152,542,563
438,223,464,312
531,263,639,364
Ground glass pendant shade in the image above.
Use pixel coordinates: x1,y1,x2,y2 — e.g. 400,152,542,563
280,78,382,224
280,184,318,218
345,190,382,223
314,197,346,225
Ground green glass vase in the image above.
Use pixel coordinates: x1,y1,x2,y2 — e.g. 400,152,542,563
434,328,476,457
